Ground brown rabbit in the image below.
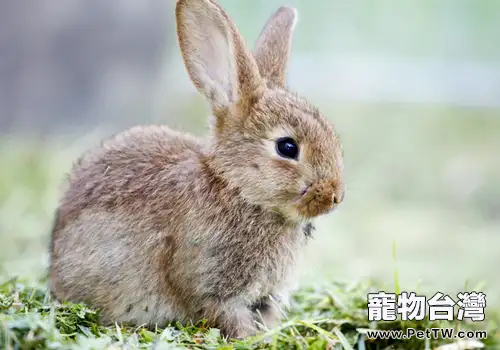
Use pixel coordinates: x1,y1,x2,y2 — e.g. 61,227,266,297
49,0,344,339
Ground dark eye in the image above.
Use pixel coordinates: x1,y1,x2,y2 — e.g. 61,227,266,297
276,137,299,160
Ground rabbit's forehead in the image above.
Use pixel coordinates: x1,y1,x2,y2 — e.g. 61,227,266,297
252,90,333,133
252,89,339,146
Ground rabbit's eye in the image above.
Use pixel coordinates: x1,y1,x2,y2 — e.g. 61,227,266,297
276,137,299,160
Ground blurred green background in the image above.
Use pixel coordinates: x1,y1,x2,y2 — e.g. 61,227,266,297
1,0,499,310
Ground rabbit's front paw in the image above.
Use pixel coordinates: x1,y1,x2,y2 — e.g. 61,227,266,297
218,307,256,340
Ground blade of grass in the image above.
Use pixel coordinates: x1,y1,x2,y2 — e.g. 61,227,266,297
332,327,355,350
392,239,400,296
295,320,343,347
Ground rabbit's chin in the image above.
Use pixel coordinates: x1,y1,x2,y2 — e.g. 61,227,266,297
276,191,339,223
276,203,317,224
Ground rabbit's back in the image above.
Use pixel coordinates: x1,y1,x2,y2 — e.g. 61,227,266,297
54,124,202,227
50,125,202,325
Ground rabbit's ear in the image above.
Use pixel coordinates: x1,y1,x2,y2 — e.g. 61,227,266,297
176,0,264,111
253,6,297,89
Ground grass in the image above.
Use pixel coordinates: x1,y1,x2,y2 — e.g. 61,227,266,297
2,277,498,349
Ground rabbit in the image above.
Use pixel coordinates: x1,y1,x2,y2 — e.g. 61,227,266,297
49,0,345,339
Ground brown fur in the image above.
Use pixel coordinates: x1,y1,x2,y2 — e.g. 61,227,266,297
49,0,344,339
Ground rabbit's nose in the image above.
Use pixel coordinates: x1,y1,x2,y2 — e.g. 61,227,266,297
296,178,343,218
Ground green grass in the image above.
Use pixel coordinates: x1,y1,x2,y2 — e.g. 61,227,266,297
2,277,498,349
